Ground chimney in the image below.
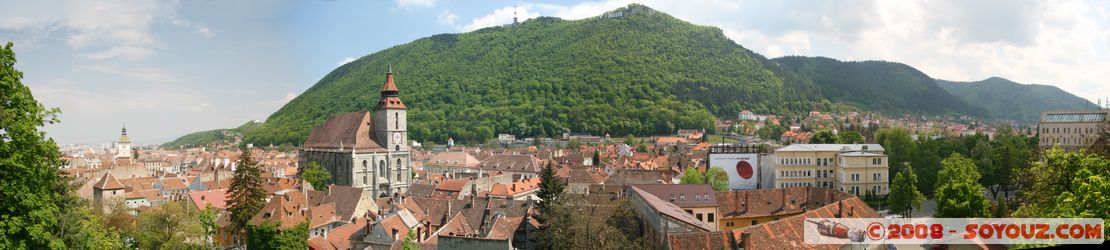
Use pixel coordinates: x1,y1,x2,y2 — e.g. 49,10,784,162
738,232,751,250
836,200,844,218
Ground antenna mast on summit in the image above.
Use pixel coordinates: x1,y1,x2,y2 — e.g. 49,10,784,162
513,4,519,26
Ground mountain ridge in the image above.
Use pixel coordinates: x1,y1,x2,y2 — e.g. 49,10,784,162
163,4,1097,146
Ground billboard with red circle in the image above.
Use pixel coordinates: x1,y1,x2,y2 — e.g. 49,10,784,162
709,153,759,189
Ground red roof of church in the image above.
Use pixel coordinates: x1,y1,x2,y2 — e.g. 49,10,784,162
303,112,386,152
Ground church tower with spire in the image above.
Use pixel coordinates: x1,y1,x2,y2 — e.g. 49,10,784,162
374,64,407,152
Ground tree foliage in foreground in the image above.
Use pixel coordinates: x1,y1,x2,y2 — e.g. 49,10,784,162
301,161,331,190
246,222,309,250
133,201,204,249
0,42,123,249
1013,148,1110,247
227,148,267,232
933,153,990,218
887,164,925,218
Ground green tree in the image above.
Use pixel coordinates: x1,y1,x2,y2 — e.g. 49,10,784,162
988,133,1030,199
301,161,331,190
679,168,705,184
969,138,996,197
836,131,864,144
227,147,266,232
402,230,419,250
810,130,837,143
1014,148,1110,248
933,153,990,218
592,149,601,166
246,222,309,250
0,42,123,249
199,204,218,248
887,165,925,218
877,128,917,179
536,162,569,249
704,167,729,191
134,201,204,249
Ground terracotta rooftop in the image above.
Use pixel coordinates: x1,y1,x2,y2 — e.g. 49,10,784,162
427,151,480,168
188,188,229,210
716,187,851,220
308,202,338,229
93,172,125,190
736,196,880,249
477,154,543,173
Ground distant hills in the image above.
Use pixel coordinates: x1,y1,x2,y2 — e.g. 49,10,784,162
165,4,1098,147
770,56,987,116
937,77,1098,123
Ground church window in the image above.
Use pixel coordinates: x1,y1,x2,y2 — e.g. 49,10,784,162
379,160,386,178
362,160,368,172
396,159,403,181
394,112,399,129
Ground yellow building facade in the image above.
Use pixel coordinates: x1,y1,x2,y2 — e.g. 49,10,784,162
774,144,888,196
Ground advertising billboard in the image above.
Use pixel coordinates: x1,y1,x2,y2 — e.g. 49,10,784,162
709,153,759,190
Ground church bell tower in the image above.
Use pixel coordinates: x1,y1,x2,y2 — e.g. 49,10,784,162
374,65,407,152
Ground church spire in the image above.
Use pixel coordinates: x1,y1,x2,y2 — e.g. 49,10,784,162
376,65,406,110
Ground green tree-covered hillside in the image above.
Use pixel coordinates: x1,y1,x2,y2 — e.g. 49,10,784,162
248,5,787,145
770,56,987,116
936,77,1098,123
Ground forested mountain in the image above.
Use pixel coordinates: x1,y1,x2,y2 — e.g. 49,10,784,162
770,56,987,117
162,121,262,148
166,4,1093,146
937,77,1098,123
247,4,793,145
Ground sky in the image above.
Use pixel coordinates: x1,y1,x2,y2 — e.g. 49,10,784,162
1,0,1108,145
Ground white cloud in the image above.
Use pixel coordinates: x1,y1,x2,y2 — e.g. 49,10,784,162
395,0,435,8
196,25,215,38
73,64,178,82
283,92,298,102
77,46,154,60
438,10,459,26
0,0,217,60
462,6,541,31
337,57,356,66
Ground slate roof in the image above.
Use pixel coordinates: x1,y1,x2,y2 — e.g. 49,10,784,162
303,112,385,152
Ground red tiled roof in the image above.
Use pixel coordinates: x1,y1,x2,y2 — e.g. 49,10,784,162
94,173,125,190
716,187,851,220
309,202,337,229
326,218,368,250
303,112,385,152
189,189,229,210
436,178,469,192
737,197,880,250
